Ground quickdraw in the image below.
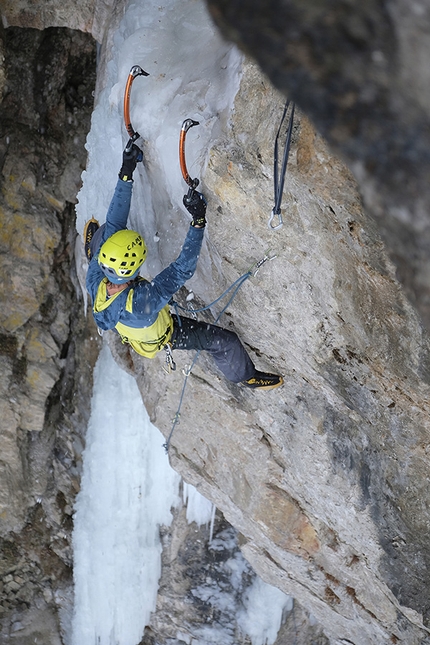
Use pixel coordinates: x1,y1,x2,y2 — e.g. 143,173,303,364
179,118,200,203
163,344,176,374
123,65,149,151
251,250,277,276
269,99,295,230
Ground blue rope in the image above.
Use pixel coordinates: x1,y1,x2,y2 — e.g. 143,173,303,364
163,270,253,453
172,271,252,318
162,350,201,454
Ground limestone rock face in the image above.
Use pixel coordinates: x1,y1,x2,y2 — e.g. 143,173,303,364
0,0,123,42
2,2,430,645
206,0,430,333
143,504,328,645
0,25,99,642
114,59,430,644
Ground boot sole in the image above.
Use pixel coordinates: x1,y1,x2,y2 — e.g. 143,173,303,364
243,376,284,390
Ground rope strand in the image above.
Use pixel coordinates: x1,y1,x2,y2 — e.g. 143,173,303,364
163,255,274,453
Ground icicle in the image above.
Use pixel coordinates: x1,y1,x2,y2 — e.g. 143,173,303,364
209,503,216,544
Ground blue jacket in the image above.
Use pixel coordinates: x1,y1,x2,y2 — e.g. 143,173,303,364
86,179,204,331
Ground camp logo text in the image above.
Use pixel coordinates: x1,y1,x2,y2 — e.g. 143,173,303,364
127,236,143,250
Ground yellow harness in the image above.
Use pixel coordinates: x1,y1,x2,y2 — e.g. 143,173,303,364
94,278,173,358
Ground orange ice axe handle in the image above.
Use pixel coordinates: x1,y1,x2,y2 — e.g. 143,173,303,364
179,118,200,201
123,65,149,151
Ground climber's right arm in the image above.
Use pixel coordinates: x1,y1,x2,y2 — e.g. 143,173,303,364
104,144,143,238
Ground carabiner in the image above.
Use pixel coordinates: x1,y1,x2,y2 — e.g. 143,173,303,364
162,344,176,374
252,251,277,277
268,208,283,230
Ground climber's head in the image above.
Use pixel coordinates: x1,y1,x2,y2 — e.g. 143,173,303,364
98,229,147,284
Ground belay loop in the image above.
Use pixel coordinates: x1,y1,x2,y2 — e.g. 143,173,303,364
123,65,149,151
269,99,295,230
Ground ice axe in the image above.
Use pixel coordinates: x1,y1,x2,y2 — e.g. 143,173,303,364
179,118,200,204
123,65,149,152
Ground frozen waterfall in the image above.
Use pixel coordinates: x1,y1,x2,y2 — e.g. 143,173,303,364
71,1,292,643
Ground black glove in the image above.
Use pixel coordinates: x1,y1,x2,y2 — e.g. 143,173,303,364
118,143,143,181
183,190,207,227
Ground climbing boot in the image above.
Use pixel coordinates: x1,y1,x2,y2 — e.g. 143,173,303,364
243,371,284,391
83,218,100,261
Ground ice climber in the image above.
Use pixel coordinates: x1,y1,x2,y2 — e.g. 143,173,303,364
83,143,283,390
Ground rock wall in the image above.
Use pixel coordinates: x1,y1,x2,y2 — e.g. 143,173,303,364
0,15,323,645
2,2,430,645
119,59,430,644
140,502,328,645
0,24,99,642
0,0,120,43
206,0,430,332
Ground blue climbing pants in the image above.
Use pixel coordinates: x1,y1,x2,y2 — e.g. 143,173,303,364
171,315,255,383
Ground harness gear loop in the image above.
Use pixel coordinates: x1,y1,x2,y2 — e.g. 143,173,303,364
270,99,295,230
123,65,149,149
179,118,200,203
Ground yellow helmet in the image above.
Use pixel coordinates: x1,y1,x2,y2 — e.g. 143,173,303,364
98,230,147,283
